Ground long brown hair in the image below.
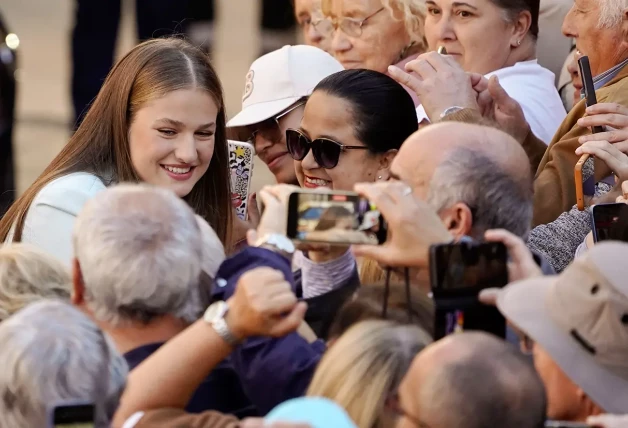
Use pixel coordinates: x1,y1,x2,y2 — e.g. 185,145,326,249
0,38,233,248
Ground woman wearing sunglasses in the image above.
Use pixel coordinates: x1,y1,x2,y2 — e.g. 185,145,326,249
322,0,427,106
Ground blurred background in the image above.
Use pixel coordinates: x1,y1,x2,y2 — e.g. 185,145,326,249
2,0,298,198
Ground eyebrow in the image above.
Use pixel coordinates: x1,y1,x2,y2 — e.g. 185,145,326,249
156,118,215,129
452,2,478,8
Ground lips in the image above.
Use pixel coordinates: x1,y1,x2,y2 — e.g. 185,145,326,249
161,164,196,181
304,175,331,189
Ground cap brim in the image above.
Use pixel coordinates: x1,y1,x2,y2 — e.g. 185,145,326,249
227,97,301,128
497,278,628,413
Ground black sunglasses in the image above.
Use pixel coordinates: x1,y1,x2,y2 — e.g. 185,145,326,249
286,128,368,169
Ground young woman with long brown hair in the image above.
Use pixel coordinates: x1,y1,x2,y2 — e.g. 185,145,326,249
0,38,233,264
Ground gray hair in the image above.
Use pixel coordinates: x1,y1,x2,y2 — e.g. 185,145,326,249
73,184,204,326
598,0,627,28
426,148,533,239
0,243,71,322
0,300,127,427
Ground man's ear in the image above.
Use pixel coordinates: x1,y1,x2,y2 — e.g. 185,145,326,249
376,149,399,181
71,258,85,306
622,8,628,41
438,202,474,239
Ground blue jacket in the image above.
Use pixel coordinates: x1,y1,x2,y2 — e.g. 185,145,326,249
211,247,358,415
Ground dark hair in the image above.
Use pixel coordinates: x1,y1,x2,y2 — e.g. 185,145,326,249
312,69,418,154
328,283,435,339
492,0,539,39
0,38,234,250
314,206,353,231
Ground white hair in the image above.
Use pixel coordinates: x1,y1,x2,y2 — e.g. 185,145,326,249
598,0,627,28
73,184,203,326
0,300,127,427
195,215,226,278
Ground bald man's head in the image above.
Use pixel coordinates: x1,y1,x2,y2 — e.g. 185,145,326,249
396,332,546,428
390,123,533,239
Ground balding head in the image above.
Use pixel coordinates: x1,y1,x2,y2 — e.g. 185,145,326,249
396,332,546,428
72,184,204,326
391,122,533,239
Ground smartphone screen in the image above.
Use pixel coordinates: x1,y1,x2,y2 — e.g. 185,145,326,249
286,190,387,245
592,203,628,242
53,404,95,428
430,242,508,340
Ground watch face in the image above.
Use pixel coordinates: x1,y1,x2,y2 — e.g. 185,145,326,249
205,301,227,323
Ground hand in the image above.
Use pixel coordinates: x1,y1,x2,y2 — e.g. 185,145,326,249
247,193,261,227
241,419,312,428
352,181,452,268
478,229,542,306
578,103,628,146
618,180,628,203
478,75,531,144
248,184,300,245
388,52,479,121
575,140,628,182
226,267,307,339
587,414,628,428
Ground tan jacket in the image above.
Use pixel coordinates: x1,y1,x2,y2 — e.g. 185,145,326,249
132,408,239,428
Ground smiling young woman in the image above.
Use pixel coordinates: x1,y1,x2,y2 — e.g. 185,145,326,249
0,38,233,264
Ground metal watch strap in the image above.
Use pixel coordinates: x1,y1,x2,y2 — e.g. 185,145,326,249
211,316,241,347
440,106,464,119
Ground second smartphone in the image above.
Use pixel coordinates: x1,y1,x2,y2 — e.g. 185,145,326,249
591,203,628,243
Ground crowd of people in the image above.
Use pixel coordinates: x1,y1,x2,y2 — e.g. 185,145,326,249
1,0,628,426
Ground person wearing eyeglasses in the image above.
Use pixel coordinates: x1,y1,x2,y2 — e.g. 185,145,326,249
227,45,343,185
293,0,334,52
321,0,427,106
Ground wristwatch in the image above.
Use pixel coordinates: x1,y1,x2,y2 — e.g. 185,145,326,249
440,106,464,119
254,233,295,259
203,301,241,346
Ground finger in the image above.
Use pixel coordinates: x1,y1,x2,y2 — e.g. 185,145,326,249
354,183,397,215
420,51,454,72
268,301,308,337
247,193,261,226
478,288,500,306
470,73,488,92
265,291,299,314
487,76,517,111
484,229,532,266
243,267,286,284
404,58,438,80
578,129,628,144
623,180,628,199
577,113,628,129
388,65,424,95
576,142,628,173
586,102,628,117
352,245,400,267
246,229,258,246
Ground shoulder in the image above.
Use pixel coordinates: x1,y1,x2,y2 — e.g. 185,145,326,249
599,72,628,103
32,172,107,213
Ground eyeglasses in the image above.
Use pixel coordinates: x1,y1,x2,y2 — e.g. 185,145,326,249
286,128,369,169
299,14,334,36
329,7,385,38
248,101,306,144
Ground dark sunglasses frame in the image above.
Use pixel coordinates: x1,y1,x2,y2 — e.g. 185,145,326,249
286,128,368,169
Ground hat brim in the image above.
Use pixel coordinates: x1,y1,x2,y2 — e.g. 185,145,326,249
227,97,302,128
497,278,628,414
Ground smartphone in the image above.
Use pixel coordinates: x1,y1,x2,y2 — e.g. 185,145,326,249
591,203,628,242
429,242,509,340
48,402,95,428
228,140,255,221
575,56,601,210
286,190,387,245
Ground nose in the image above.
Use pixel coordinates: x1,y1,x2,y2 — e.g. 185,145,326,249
433,15,456,45
174,134,199,164
331,29,352,54
300,145,320,171
562,6,576,38
253,133,274,154
308,24,323,43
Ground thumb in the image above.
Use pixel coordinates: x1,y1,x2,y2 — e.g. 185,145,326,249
247,229,258,246
269,302,308,337
352,245,396,266
487,76,513,107
478,288,500,306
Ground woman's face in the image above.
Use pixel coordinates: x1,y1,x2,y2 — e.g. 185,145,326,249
296,91,389,191
424,0,516,75
128,88,218,197
328,0,410,73
295,0,333,52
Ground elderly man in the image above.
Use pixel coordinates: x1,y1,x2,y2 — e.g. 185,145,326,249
0,300,127,427
71,184,254,417
395,332,547,428
391,0,628,225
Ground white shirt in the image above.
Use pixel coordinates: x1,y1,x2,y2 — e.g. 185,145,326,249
416,60,567,144
6,172,107,267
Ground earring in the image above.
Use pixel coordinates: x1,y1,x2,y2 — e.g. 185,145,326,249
378,176,382,180
517,40,521,46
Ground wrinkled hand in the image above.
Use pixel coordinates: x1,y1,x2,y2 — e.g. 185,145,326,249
578,103,628,145
576,140,628,182
248,184,300,244
388,52,479,121
352,181,452,268
241,419,312,428
587,414,628,428
477,76,531,144
226,267,307,340
479,229,542,306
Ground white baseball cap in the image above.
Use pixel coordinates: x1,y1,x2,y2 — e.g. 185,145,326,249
227,45,343,128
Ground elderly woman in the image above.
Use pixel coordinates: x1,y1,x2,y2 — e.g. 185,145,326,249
0,300,127,427
294,0,334,52
322,0,427,105
405,0,566,143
